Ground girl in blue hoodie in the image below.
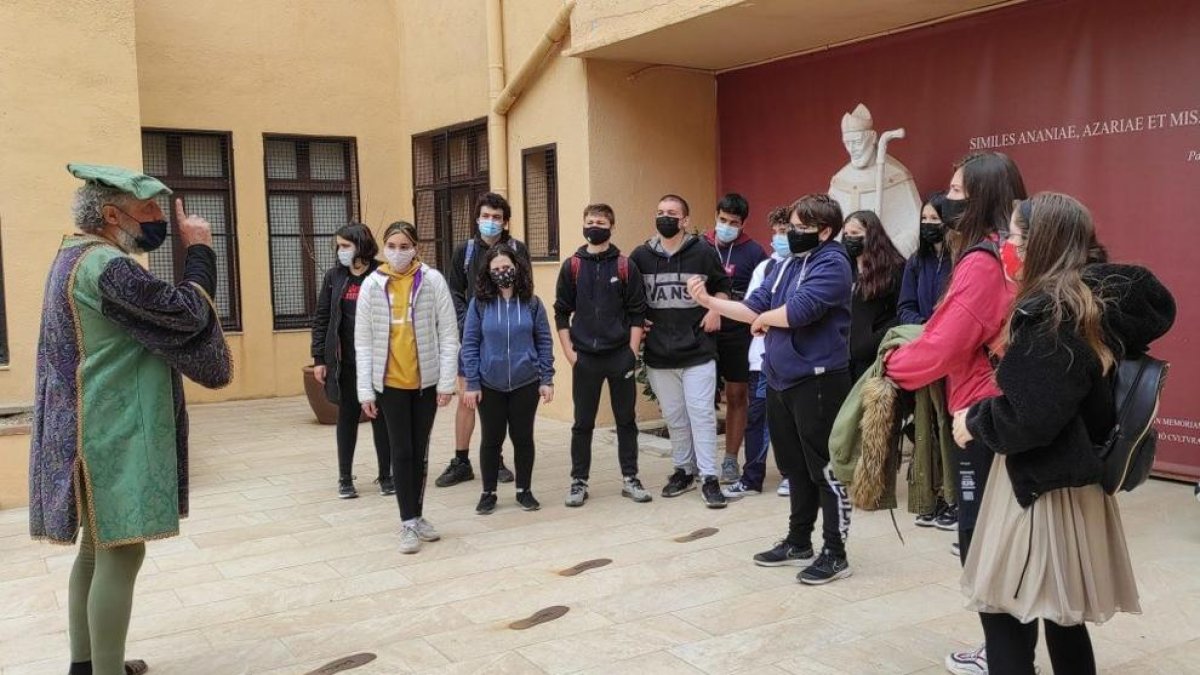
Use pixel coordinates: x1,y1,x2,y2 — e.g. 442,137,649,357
460,246,555,514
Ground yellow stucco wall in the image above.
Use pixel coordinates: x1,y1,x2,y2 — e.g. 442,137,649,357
134,0,407,404
0,0,145,508
0,0,144,407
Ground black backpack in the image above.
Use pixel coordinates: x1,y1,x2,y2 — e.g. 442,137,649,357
1097,356,1170,494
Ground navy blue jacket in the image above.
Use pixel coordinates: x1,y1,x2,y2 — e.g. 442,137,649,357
744,241,853,391
897,249,951,325
461,295,555,392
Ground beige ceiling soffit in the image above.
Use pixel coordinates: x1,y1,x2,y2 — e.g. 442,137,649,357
627,64,715,82
493,0,577,116
715,0,1027,75
564,1,739,58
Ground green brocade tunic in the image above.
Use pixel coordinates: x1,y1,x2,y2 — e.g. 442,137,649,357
29,235,232,547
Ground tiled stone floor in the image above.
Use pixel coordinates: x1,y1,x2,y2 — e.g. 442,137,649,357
1,397,1198,674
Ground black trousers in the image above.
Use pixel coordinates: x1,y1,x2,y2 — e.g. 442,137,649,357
980,612,1095,675
570,348,639,481
478,382,539,492
958,437,995,561
336,366,391,480
377,386,438,521
767,371,853,557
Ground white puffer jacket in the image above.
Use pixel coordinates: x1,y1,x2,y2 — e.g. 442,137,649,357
355,263,459,402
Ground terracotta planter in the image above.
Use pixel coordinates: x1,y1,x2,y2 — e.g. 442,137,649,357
302,365,341,425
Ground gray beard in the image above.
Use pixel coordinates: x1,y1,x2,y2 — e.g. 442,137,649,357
111,227,145,255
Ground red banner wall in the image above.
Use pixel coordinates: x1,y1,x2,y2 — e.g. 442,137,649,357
718,0,1200,479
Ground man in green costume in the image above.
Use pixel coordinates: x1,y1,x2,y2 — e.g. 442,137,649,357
29,164,232,674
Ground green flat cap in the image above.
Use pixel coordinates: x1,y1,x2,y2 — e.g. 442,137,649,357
67,163,172,200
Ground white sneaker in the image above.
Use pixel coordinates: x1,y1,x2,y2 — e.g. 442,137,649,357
399,523,422,554
723,480,761,499
776,478,790,496
951,541,961,558
414,517,440,542
944,645,985,675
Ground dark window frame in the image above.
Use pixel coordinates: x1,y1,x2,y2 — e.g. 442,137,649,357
521,143,559,261
0,217,7,365
411,118,489,270
263,134,360,331
141,128,243,331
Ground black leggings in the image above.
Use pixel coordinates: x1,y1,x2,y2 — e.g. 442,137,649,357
377,386,439,521
336,367,391,480
478,382,539,492
980,612,1095,675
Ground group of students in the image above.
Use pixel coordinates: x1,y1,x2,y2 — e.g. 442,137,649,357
310,150,1176,675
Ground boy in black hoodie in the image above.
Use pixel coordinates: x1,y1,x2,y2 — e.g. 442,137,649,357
554,204,653,507
630,194,733,509
439,192,528,488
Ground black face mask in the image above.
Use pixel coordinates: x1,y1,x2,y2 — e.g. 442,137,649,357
490,268,517,289
655,215,681,239
113,206,169,253
940,198,968,230
842,236,865,258
787,230,822,255
583,226,612,245
919,221,945,246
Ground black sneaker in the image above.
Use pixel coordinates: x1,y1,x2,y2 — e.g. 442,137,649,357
338,477,358,499
935,503,959,531
701,476,727,509
661,468,697,498
436,457,475,488
516,490,541,511
752,540,814,567
377,476,396,496
798,550,852,585
497,458,515,484
475,492,497,515
914,512,937,528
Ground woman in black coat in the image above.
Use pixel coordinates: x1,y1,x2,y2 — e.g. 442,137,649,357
843,210,906,380
953,192,1175,675
312,223,392,499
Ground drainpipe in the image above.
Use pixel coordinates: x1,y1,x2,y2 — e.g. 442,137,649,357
486,0,508,197
487,0,576,197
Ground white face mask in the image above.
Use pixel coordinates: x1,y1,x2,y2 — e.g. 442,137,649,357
385,248,416,271
337,248,356,267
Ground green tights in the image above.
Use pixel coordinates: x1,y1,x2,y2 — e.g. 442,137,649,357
68,520,146,675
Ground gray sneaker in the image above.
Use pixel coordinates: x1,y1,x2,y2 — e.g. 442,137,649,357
720,456,740,484
399,523,421,554
565,479,588,507
414,517,440,542
622,476,653,503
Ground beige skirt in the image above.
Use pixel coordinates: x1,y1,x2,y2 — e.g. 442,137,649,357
961,455,1141,626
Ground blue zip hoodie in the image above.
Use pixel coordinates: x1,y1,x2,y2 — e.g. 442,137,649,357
461,295,555,392
743,241,853,391
896,247,951,325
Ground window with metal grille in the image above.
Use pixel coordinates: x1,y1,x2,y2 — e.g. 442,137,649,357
412,120,488,270
264,135,360,330
522,144,558,261
141,129,242,331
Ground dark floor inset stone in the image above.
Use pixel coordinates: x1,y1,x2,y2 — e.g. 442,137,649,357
674,527,719,543
508,605,570,630
558,558,613,576
304,652,377,675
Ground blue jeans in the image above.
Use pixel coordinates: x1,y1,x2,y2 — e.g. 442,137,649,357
741,370,770,490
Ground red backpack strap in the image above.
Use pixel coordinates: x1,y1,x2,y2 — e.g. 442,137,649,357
617,256,629,284
570,255,581,283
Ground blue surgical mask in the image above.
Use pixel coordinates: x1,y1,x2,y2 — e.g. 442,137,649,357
478,219,503,238
771,234,791,258
715,223,739,244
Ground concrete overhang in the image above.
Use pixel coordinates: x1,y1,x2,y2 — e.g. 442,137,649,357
566,0,1023,72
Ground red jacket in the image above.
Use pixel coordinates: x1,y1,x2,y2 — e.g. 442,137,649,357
885,248,1015,412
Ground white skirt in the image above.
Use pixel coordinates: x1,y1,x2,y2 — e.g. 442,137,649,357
961,455,1141,626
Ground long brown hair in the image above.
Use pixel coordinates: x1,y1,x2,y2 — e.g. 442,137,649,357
475,244,534,302
845,210,904,301
951,151,1027,260
1006,192,1114,373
